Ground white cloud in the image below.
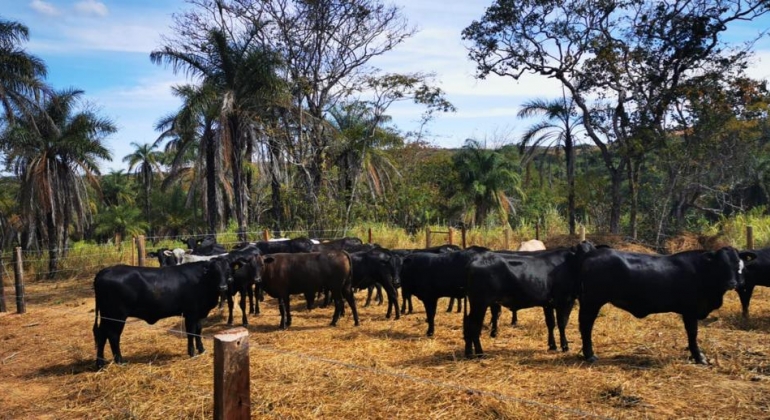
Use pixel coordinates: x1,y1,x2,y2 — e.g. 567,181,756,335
746,50,770,81
30,0,59,16
74,0,109,17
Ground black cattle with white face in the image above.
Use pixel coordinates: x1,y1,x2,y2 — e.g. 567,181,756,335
463,243,592,358
577,246,754,364
736,247,770,318
92,257,247,369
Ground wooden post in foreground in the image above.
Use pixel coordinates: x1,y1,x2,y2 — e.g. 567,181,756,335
461,224,467,249
747,226,754,250
368,228,373,244
13,247,25,314
214,327,250,420
137,235,146,267
0,251,6,312
425,227,432,248
448,228,454,246
580,225,586,242
262,229,270,242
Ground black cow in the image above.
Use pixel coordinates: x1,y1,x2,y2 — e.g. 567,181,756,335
577,246,753,364
350,248,402,319
259,251,359,329
147,248,182,267
186,235,227,255
222,245,264,326
737,247,770,318
400,247,488,336
253,237,314,255
312,237,364,252
92,257,244,369
463,243,592,358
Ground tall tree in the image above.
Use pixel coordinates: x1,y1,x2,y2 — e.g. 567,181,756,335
2,88,114,277
152,17,285,240
463,0,770,234
518,92,583,235
0,18,48,126
452,139,521,227
123,142,164,234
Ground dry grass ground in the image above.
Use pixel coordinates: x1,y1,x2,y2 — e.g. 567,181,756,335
2,269,770,419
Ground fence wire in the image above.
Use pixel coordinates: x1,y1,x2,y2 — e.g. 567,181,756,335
4,303,613,420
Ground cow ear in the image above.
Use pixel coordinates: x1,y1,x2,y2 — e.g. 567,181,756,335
264,256,275,264
740,251,757,263
163,250,173,256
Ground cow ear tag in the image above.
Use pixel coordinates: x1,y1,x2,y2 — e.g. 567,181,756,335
234,263,241,270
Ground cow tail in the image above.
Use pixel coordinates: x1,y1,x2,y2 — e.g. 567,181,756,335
92,286,100,349
342,250,354,288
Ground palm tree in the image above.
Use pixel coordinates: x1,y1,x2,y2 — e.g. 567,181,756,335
101,169,134,207
2,88,114,277
518,93,583,235
452,139,521,227
155,82,228,234
329,101,402,229
0,18,49,125
151,24,284,240
123,142,163,234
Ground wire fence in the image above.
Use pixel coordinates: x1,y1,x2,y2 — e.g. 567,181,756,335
1,302,614,420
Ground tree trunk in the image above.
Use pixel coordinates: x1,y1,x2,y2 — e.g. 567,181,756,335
229,116,247,242
205,125,218,235
609,166,623,235
565,136,576,236
627,157,642,240
46,211,58,280
267,136,283,233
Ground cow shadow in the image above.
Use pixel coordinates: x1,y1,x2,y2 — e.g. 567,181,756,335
30,352,179,377
359,328,421,341
713,313,770,333
401,350,470,368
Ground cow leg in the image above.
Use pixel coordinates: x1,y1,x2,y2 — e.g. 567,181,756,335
331,291,344,327
285,296,293,327
511,309,518,326
278,298,288,329
226,293,235,325
544,307,558,351
343,286,360,326
556,301,574,352
247,283,255,315
464,300,487,358
305,292,316,311
253,285,261,316
184,317,197,357
376,284,384,305
365,285,374,307
446,297,455,312
579,303,602,363
683,315,707,364
239,290,248,326
384,283,400,320
489,303,501,338
424,298,438,337
737,285,755,319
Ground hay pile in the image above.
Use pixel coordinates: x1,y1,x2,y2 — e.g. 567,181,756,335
2,269,770,419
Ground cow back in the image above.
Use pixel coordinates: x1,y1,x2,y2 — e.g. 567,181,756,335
260,251,352,297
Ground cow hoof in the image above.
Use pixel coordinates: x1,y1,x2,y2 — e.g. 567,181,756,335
490,330,498,338
426,331,434,337
227,321,234,326
562,346,569,352
692,353,709,365
548,346,558,352
584,355,599,363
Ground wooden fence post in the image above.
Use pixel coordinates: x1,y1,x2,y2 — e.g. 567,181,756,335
13,247,25,314
448,228,454,246
580,225,586,242
0,251,6,313
368,227,373,244
214,327,250,420
137,235,146,267
504,229,510,250
535,222,540,241
131,236,136,266
262,229,270,242
747,226,754,250
425,227,432,248
461,224,467,249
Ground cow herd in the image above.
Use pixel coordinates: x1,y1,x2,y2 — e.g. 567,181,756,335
93,235,766,371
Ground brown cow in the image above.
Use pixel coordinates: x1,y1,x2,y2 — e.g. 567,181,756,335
259,251,359,329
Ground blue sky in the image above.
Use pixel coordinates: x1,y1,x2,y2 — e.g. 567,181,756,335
3,0,770,172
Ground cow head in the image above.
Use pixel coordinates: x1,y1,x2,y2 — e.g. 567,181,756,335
368,248,401,288
703,247,756,291
204,257,235,295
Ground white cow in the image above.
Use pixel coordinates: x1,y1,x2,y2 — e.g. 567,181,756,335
517,239,546,252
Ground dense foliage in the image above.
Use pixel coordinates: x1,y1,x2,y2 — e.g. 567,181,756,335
1,1,770,267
